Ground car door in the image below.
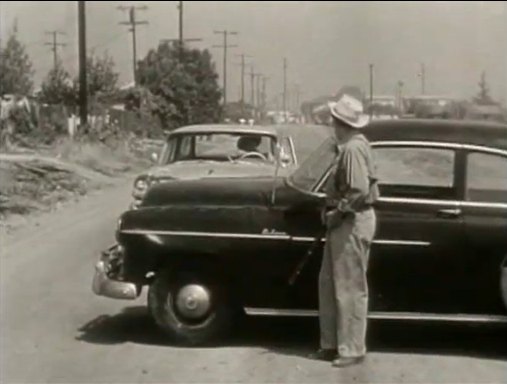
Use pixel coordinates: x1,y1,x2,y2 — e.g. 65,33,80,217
459,147,507,315
275,141,470,314
369,143,469,314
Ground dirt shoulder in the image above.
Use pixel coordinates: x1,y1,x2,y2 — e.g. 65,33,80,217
0,138,152,236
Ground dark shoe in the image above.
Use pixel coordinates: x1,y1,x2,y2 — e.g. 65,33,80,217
307,349,337,361
332,355,366,368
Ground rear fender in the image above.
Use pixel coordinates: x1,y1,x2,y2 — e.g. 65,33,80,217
501,255,507,310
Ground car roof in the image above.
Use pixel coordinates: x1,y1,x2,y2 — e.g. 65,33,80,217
364,119,507,151
170,124,278,136
168,123,331,138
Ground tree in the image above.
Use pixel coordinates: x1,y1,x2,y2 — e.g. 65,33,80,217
0,34,34,95
85,51,119,98
39,60,75,106
137,42,222,130
474,71,495,105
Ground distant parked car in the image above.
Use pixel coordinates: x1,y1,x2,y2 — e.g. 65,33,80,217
130,124,333,209
93,118,507,345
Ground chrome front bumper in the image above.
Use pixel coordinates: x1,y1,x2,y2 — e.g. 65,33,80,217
92,246,142,300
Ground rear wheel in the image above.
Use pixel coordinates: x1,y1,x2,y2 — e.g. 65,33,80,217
148,269,235,345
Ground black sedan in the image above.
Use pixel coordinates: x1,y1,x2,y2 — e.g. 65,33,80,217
92,119,507,345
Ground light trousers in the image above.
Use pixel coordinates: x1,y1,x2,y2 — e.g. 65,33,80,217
318,208,376,357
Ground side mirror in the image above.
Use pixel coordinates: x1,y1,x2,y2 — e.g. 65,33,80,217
150,152,159,163
280,153,291,167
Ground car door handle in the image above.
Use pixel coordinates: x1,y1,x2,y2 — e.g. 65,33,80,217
436,208,462,218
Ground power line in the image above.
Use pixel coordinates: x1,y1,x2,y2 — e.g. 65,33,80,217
118,4,148,86
213,30,238,106
44,30,66,69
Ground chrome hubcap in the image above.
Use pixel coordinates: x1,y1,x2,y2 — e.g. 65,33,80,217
175,284,211,319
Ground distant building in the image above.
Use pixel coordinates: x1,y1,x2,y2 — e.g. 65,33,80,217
465,104,506,123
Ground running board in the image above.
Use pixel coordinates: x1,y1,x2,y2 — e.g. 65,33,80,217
243,307,507,323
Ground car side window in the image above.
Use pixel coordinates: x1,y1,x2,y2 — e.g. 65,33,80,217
466,152,507,203
175,136,193,160
279,137,294,164
373,146,456,200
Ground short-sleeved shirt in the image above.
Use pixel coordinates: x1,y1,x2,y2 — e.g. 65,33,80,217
325,133,379,213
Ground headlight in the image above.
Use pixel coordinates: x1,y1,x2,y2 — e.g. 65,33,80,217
134,178,148,191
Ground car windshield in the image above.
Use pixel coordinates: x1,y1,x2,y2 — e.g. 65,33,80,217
287,136,338,193
158,132,277,164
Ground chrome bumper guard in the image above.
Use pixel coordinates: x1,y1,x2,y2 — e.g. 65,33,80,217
92,245,142,300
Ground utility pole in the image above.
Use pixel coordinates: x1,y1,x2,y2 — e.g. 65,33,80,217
262,76,269,114
249,65,257,108
283,57,287,114
236,53,251,105
255,73,263,112
169,2,203,59
397,80,404,112
78,1,87,129
369,63,374,118
178,1,183,45
213,30,238,106
293,84,302,116
419,62,426,95
45,30,66,69
118,4,148,86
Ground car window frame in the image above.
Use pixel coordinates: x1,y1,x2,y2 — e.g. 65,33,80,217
162,131,282,164
463,146,507,205
369,142,459,200
288,141,466,202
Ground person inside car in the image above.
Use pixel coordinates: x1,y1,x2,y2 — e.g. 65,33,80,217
235,135,272,161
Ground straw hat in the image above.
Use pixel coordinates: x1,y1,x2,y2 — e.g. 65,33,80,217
328,94,370,129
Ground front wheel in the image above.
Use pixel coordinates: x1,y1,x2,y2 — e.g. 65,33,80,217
148,269,235,345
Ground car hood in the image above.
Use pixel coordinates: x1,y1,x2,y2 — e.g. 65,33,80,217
143,160,291,181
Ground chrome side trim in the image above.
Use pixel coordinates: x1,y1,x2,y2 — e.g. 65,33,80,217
461,201,507,209
292,236,322,242
377,197,461,206
373,239,431,246
121,229,291,240
123,229,432,247
243,307,507,323
377,197,507,209
292,237,430,247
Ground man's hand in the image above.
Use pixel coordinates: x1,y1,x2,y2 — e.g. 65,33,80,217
324,209,343,229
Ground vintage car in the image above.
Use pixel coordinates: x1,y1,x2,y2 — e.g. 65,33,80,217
130,124,332,209
93,119,507,345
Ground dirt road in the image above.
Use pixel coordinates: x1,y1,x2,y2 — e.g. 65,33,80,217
1,180,506,383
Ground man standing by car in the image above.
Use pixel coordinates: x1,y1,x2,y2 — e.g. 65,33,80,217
309,94,379,368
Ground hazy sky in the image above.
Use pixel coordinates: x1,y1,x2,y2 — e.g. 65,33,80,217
1,1,506,105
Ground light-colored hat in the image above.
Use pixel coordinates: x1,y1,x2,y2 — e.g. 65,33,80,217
328,94,370,129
